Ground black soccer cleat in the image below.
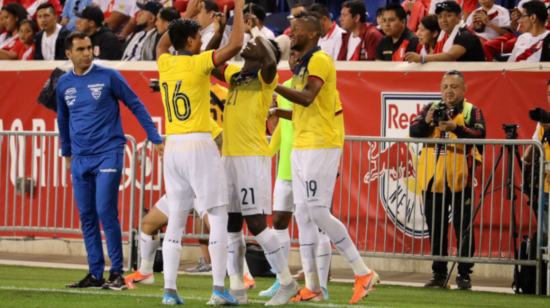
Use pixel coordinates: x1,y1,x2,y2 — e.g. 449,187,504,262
456,273,472,290
66,273,105,289
102,271,128,291
424,273,451,289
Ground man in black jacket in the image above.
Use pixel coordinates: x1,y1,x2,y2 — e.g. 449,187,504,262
76,6,122,60
34,3,71,60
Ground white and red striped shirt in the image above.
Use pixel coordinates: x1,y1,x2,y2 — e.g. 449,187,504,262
508,30,549,62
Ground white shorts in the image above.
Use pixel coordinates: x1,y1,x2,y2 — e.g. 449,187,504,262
154,195,199,218
273,179,294,212
291,148,341,207
223,156,272,216
163,133,228,218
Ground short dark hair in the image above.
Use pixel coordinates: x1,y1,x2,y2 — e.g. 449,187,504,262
159,7,180,23
293,11,322,37
268,39,282,64
36,3,56,16
342,1,366,23
168,18,201,50
1,2,29,33
244,3,266,22
420,15,440,35
202,0,218,13
523,1,547,24
308,3,330,19
65,31,90,51
20,19,39,34
443,70,465,84
383,3,407,21
376,5,386,17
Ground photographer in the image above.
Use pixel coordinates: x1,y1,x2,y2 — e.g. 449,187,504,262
409,70,486,290
523,79,550,241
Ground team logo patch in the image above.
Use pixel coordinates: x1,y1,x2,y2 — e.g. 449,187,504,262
88,83,105,100
64,88,77,95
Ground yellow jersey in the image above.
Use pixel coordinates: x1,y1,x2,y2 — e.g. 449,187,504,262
291,47,340,150
221,64,277,156
158,50,218,136
210,117,222,140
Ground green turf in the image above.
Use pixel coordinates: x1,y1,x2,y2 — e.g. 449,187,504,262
0,265,549,307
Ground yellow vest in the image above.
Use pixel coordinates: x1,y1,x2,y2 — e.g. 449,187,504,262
417,101,481,193
536,125,550,193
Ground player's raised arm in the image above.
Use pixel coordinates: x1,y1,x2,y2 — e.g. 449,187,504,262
213,0,245,65
275,78,323,107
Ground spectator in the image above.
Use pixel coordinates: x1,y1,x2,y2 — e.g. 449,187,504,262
416,15,441,55
376,3,419,61
35,3,70,60
100,0,135,34
121,0,162,61
508,1,549,62
198,0,229,52
76,5,122,60
275,34,290,60
141,7,180,60
429,0,478,21
19,0,62,19
60,0,93,31
466,0,511,43
0,3,28,51
402,0,429,32
0,18,37,59
405,1,486,62
338,0,383,61
410,70,486,290
309,3,345,60
283,3,307,35
116,2,140,43
243,3,275,46
376,6,385,32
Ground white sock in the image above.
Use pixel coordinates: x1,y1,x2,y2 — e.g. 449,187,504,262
309,206,371,276
139,232,159,276
243,259,254,280
228,231,246,290
162,209,189,290
255,227,293,286
206,206,229,289
274,228,291,264
295,203,321,292
317,231,332,290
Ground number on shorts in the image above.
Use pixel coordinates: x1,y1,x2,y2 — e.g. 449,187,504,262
241,188,255,205
162,81,191,122
305,180,317,197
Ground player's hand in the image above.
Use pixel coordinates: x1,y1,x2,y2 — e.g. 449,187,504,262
65,156,72,170
213,5,227,35
405,0,415,13
438,113,457,132
154,144,165,162
425,107,435,124
404,52,421,63
185,0,203,19
234,0,245,10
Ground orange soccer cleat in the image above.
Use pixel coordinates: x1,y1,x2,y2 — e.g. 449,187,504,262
125,271,154,285
290,286,324,302
350,270,380,304
244,272,256,290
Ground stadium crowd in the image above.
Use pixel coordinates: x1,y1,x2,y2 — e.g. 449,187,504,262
1,0,550,62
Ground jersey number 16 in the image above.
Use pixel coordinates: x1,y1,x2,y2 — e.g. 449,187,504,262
163,81,191,122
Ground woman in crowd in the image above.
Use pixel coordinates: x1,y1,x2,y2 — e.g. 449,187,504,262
0,3,29,52
7,19,38,60
416,15,441,56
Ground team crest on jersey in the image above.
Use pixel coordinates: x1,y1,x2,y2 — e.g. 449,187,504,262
88,83,105,100
243,77,253,86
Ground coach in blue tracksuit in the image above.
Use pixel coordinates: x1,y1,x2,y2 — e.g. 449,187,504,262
57,31,164,290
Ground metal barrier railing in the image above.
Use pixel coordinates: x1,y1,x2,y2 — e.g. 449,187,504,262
0,131,139,269
138,136,549,294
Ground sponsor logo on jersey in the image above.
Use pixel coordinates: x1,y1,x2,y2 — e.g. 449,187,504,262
65,87,77,95
88,83,105,100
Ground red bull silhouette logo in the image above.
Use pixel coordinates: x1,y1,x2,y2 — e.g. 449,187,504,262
364,142,417,183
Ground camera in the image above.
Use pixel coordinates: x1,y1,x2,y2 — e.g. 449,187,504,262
529,108,550,124
432,101,448,125
149,79,160,93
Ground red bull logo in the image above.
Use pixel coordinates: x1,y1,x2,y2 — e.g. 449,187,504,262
364,141,417,183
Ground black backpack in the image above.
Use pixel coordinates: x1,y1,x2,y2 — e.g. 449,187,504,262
513,232,547,294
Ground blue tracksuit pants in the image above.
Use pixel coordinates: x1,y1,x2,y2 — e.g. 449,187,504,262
71,153,124,279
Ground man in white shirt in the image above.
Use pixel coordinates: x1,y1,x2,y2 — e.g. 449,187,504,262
242,3,276,46
466,0,511,42
508,1,549,62
197,0,229,51
34,2,71,60
121,1,162,61
101,0,135,35
309,3,346,60
338,0,383,61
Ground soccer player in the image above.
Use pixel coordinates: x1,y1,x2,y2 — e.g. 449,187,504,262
270,11,379,304
57,31,164,290
155,0,245,304
260,50,345,301
210,36,299,306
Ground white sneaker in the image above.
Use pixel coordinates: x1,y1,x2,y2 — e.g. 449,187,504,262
265,280,299,306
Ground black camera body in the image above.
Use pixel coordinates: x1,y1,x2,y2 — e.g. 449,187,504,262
432,101,448,126
529,108,550,124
